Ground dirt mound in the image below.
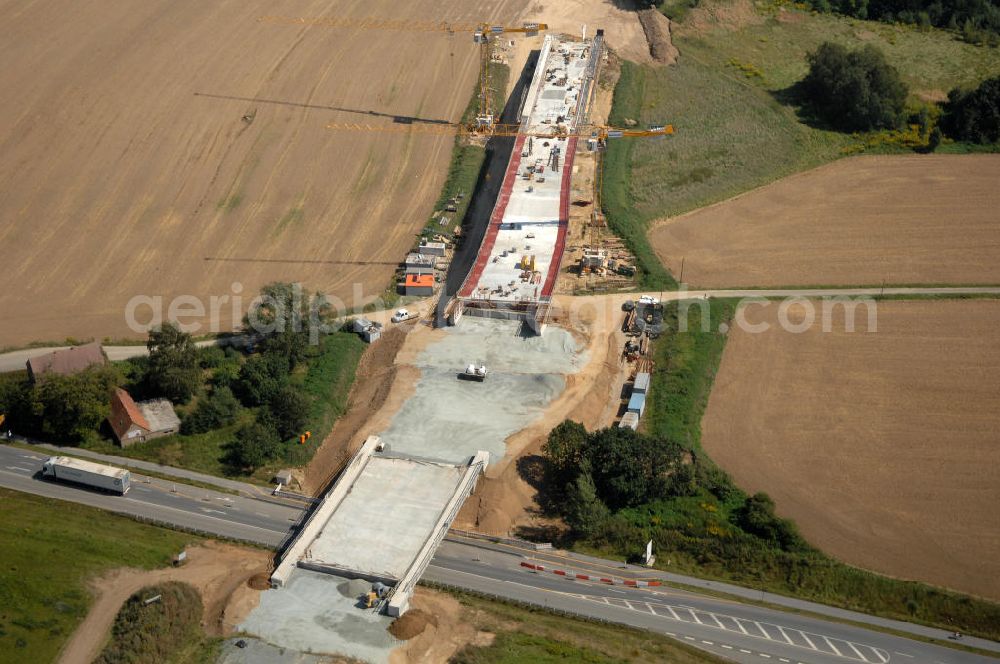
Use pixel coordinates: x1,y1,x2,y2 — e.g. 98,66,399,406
677,0,763,37
637,9,679,65
389,609,437,640
389,589,484,663
246,573,271,591
59,541,271,664
337,578,372,599
302,325,410,495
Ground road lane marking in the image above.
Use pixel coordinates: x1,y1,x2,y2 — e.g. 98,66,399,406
760,654,771,659
702,640,714,645
846,641,869,662
121,498,286,536
5,466,31,473
568,590,893,663
740,649,752,654
721,645,733,650
780,659,790,662
894,652,914,658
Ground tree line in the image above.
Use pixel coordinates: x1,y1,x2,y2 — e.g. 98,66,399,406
0,282,345,475
542,421,806,556
802,0,1000,45
800,41,1000,146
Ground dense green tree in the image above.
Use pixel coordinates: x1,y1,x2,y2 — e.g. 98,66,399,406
244,282,334,370
227,422,280,471
733,492,805,551
180,386,242,435
587,428,682,510
801,42,907,131
267,386,310,440
233,353,288,407
942,75,1000,143
564,466,610,537
542,419,589,482
31,365,121,441
146,323,200,403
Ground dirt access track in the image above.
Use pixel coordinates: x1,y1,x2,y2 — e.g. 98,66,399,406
649,155,1000,288
702,299,1000,601
0,0,529,347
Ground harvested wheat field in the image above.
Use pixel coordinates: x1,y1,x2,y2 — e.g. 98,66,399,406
0,0,529,347
703,299,1000,601
650,155,1000,288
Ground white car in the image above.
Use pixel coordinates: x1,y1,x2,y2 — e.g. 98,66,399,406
638,295,660,305
391,308,414,323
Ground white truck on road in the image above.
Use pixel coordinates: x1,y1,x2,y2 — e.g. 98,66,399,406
42,456,131,495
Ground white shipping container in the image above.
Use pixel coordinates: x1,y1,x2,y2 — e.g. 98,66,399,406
42,456,131,495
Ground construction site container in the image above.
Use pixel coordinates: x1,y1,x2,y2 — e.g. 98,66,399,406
627,393,646,417
633,372,650,394
42,456,131,494
404,274,434,297
619,412,639,430
418,242,446,257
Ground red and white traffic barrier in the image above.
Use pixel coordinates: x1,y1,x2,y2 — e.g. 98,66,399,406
520,561,661,587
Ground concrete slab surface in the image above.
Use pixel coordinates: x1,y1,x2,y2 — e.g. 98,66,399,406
240,569,398,664
304,457,466,580
379,318,583,463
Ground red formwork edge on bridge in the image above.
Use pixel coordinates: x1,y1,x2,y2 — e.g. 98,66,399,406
520,560,662,587
540,136,576,298
458,135,527,298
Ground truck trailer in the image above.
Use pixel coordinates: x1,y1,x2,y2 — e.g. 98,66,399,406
42,456,131,495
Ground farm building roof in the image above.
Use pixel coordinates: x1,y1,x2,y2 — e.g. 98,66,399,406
27,342,106,379
109,388,150,439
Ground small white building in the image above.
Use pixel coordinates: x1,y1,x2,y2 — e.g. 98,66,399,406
619,412,639,430
405,253,435,269
417,242,446,257
353,318,382,343
633,372,650,395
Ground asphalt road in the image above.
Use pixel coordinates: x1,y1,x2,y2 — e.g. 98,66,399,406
1,447,996,664
0,445,302,547
427,540,997,664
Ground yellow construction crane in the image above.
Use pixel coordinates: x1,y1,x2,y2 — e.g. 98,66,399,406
257,15,547,130
324,118,674,252
325,120,673,141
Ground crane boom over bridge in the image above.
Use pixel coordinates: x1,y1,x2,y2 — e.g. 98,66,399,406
258,15,547,130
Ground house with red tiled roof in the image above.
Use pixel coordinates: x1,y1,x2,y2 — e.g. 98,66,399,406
108,388,180,447
26,342,106,383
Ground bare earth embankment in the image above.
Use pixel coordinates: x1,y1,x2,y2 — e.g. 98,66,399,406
650,155,1000,288
0,0,527,347
702,299,1000,601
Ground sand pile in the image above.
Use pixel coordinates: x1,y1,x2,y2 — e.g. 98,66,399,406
389,609,437,640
